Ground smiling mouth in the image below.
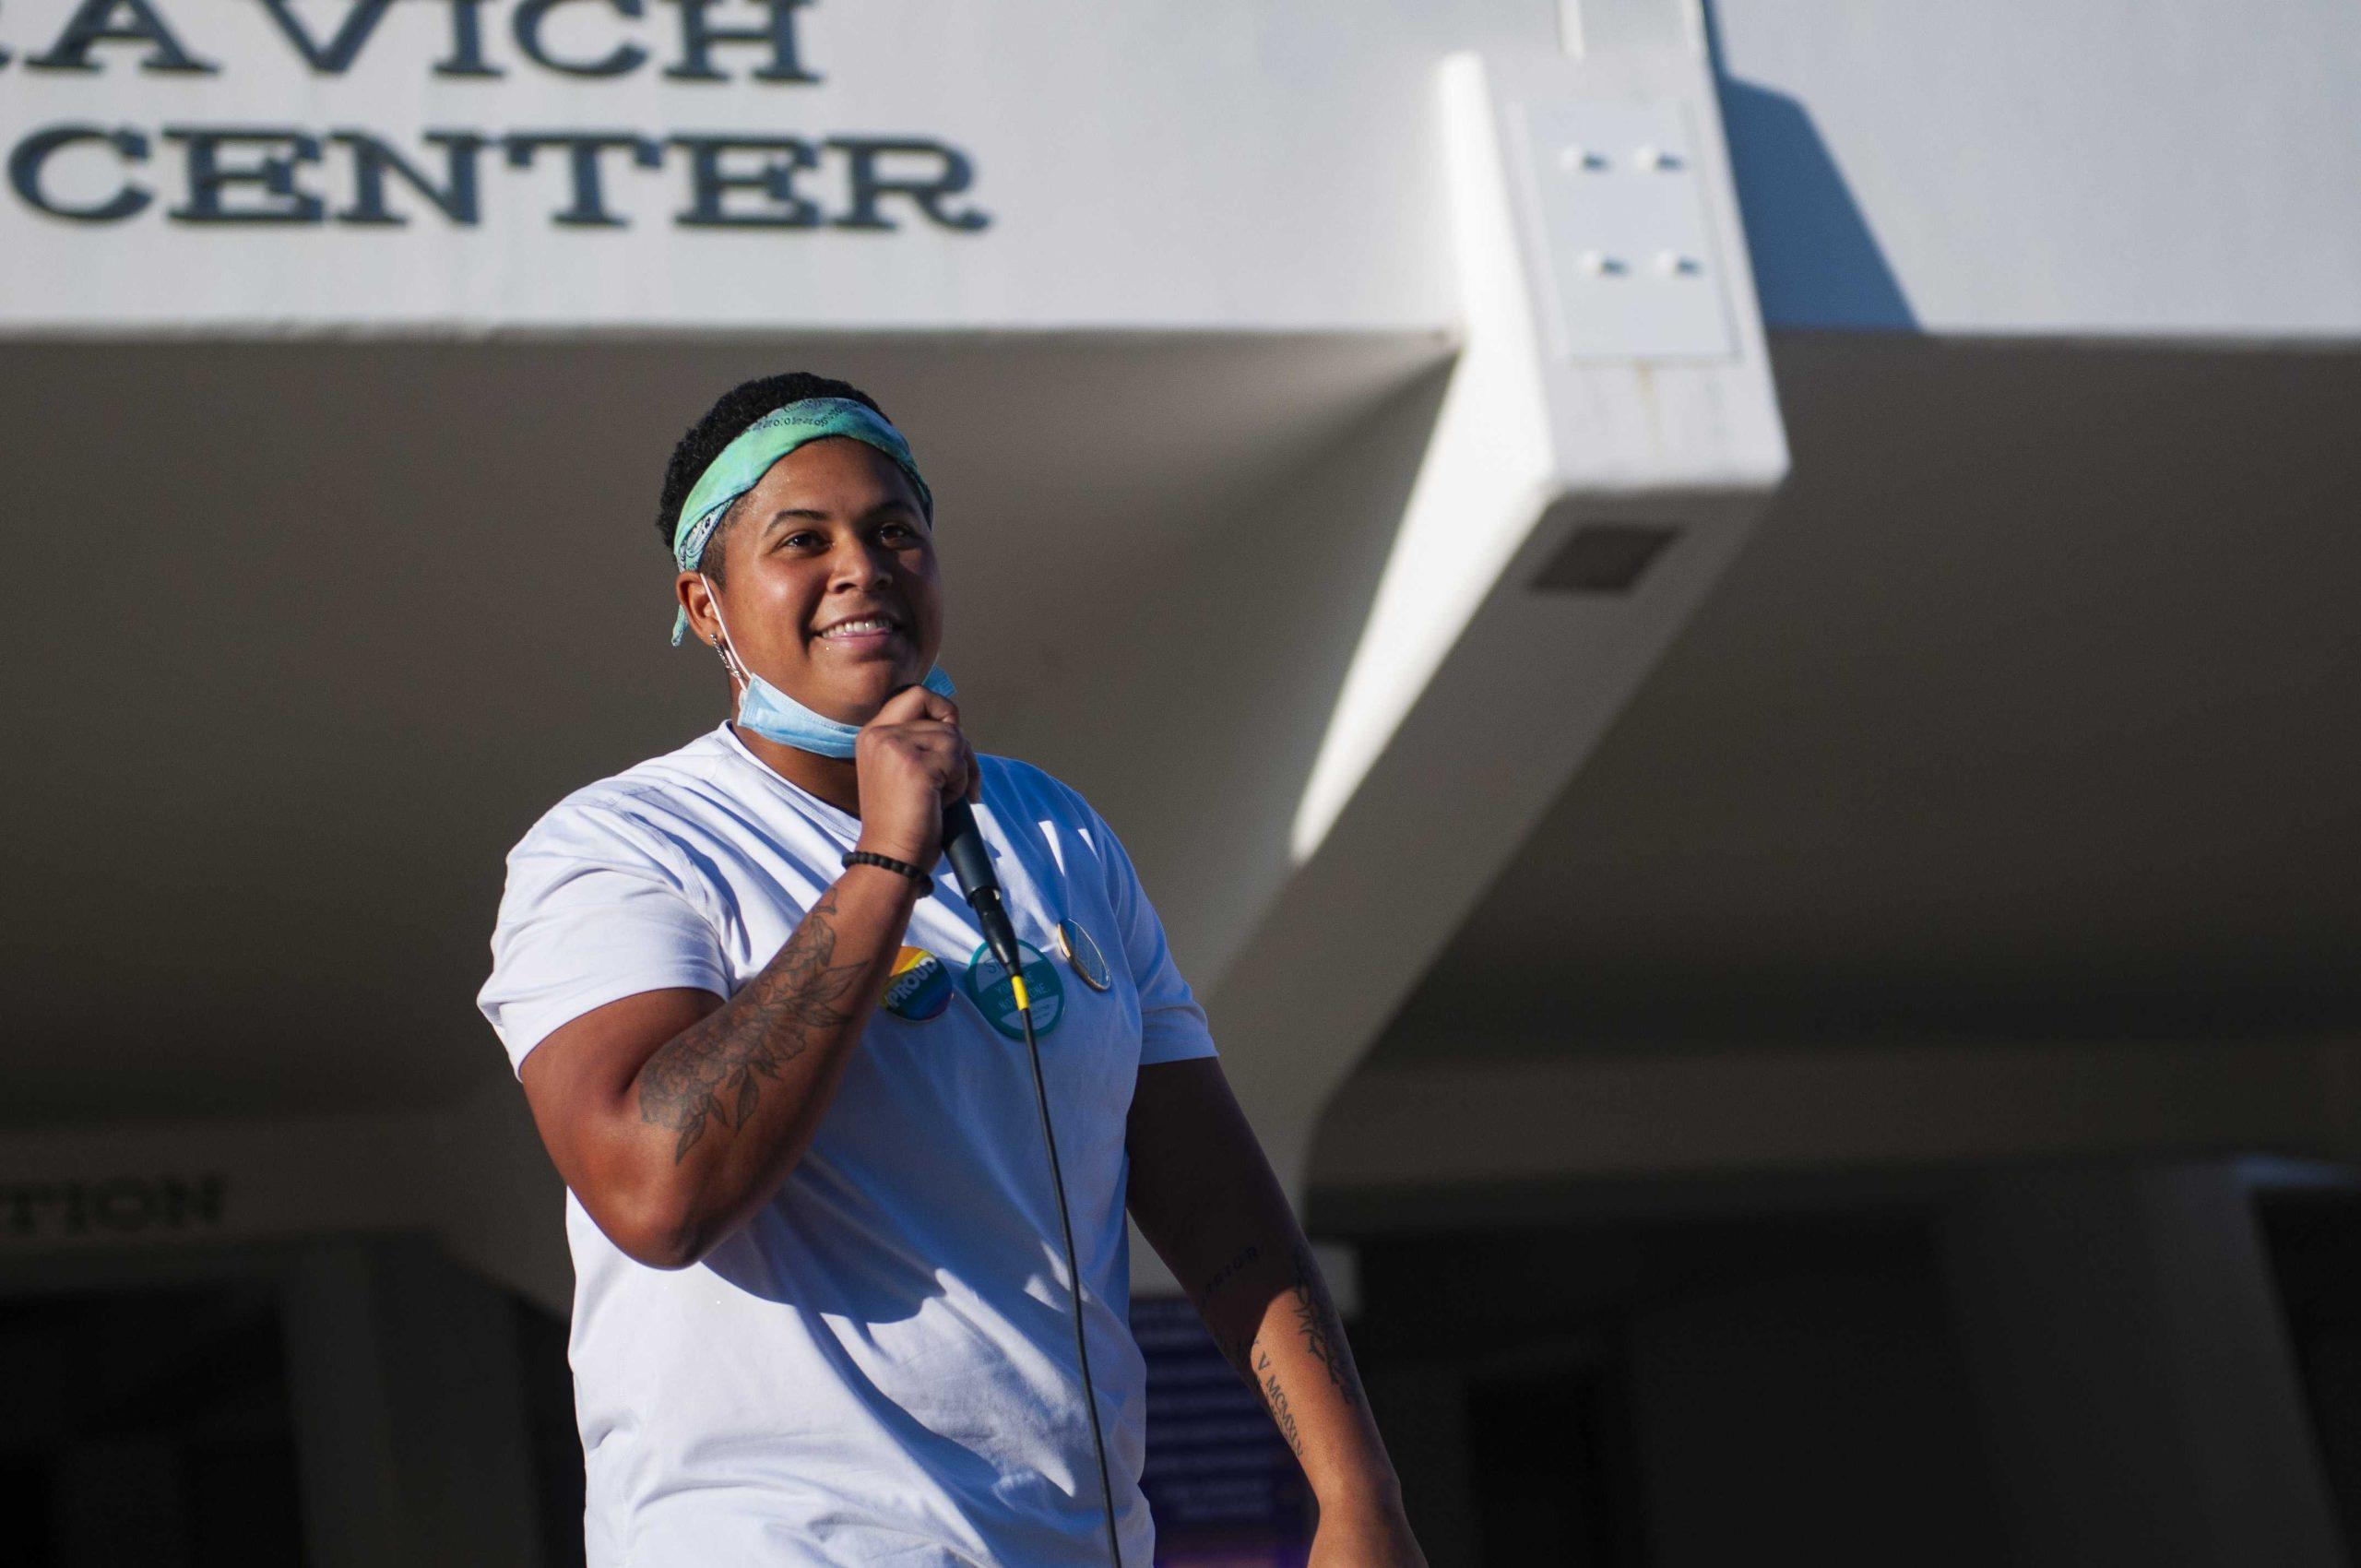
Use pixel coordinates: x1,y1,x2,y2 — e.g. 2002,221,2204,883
813,616,904,643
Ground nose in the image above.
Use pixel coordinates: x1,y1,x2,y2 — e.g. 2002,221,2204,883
825,532,896,594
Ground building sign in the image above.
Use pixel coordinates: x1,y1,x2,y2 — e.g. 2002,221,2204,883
0,1173,228,1241
1,0,988,232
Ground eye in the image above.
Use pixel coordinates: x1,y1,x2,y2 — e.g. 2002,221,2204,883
777,529,825,552
879,519,924,546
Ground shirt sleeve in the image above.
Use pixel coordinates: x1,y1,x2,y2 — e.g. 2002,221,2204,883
1085,802,1218,1067
477,800,730,1077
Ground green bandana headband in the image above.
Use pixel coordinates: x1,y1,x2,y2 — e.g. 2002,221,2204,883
669,397,935,644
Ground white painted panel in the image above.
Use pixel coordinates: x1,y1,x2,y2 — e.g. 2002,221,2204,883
1711,0,2361,336
1511,100,1733,359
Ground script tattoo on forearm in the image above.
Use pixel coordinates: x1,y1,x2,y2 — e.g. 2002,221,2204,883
1200,1242,1265,1384
1256,1347,1304,1457
637,891,862,1162
1197,1243,1261,1317
1238,1239,1365,1455
1199,1243,1261,1303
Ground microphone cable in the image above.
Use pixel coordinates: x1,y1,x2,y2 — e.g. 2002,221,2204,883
943,801,1125,1568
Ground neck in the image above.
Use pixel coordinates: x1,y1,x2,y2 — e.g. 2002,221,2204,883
731,721,864,816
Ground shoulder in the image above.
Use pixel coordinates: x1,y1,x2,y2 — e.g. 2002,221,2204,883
505,727,741,868
978,754,1145,903
979,753,1106,833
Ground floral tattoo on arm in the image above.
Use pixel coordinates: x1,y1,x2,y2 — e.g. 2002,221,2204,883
636,890,865,1161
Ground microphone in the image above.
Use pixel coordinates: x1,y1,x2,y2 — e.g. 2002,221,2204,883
884,677,1017,981
935,794,1125,1567
942,798,1024,977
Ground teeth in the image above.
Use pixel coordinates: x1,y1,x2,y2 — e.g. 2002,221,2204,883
822,618,894,636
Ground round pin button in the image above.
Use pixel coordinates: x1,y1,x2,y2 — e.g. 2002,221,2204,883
964,939,1065,1040
881,946,952,1021
1054,919,1112,992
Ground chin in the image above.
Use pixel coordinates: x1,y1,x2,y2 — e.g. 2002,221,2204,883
801,647,928,721
839,668,918,716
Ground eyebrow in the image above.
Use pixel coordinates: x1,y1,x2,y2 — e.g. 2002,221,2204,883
760,498,922,536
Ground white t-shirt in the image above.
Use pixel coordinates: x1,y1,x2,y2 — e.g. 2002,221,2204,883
478,723,1217,1567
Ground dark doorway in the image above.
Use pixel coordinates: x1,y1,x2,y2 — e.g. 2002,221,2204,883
0,1282,304,1566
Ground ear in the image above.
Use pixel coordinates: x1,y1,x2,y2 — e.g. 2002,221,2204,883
676,571,724,649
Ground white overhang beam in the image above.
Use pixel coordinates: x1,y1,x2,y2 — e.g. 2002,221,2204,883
1203,16,1789,1202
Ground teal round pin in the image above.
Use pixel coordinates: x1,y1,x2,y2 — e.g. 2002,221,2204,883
963,939,1065,1040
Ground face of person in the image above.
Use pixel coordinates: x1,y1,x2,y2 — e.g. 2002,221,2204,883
680,436,943,726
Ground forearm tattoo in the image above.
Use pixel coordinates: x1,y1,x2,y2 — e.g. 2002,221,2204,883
636,891,863,1162
1200,1243,1265,1385
1256,1348,1304,1456
1240,1239,1366,1453
1199,1243,1262,1305
1286,1240,1363,1407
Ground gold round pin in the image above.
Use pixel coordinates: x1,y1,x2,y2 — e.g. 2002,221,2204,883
1054,919,1112,992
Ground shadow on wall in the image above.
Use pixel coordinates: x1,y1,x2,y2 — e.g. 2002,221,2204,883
1703,4,1917,331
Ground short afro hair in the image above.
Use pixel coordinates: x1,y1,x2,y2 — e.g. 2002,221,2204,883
656,372,890,584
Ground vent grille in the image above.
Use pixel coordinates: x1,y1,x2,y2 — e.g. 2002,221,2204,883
1530,524,1680,595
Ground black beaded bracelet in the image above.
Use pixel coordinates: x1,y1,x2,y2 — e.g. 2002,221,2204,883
842,849,932,896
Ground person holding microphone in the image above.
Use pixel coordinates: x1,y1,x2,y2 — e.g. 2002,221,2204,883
478,373,1425,1567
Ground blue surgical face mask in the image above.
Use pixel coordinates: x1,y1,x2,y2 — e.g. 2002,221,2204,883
703,578,955,759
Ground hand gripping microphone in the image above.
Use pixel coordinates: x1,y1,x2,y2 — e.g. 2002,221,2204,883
941,799,1022,977
939,799,1125,1567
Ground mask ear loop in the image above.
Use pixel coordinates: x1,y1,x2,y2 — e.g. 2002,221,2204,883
700,575,751,694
